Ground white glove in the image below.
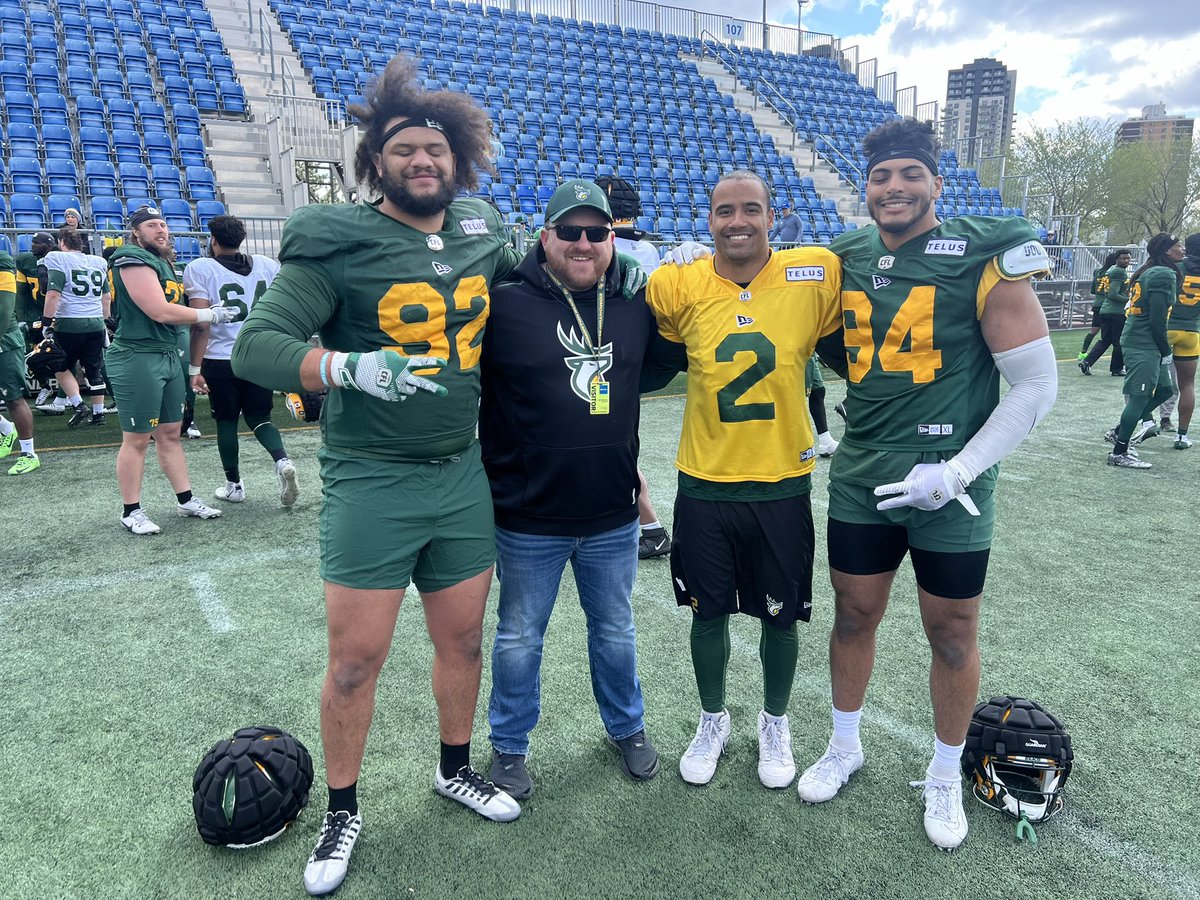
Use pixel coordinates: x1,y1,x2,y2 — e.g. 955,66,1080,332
662,241,712,266
329,350,448,402
196,306,239,324
1161,353,1173,365
874,460,974,513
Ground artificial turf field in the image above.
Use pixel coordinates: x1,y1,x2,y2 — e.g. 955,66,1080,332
3,328,1198,900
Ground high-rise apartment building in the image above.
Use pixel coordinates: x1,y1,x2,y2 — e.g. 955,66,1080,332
941,58,1017,165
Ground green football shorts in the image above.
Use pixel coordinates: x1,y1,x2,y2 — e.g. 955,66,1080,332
827,477,995,553
318,441,495,591
105,345,186,432
804,355,825,396
0,348,26,402
1122,347,1173,397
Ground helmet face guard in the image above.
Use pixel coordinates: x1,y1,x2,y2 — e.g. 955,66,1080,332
963,696,1072,822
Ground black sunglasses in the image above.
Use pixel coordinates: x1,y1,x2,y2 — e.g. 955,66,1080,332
551,224,612,243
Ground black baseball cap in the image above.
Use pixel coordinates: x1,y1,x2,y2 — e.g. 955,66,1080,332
31,231,56,246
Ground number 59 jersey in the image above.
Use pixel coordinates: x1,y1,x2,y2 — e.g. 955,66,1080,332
828,216,1048,485
42,250,109,320
182,255,280,359
646,247,842,484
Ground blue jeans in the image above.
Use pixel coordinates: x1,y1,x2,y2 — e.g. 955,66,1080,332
488,520,645,755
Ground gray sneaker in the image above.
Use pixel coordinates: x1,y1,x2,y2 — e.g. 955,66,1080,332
488,750,533,800
608,730,661,782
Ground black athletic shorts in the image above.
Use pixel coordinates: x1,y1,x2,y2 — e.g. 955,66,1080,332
670,492,814,629
201,357,274,421
827,518,990,600
1090,305,1102,329
56,330,106,387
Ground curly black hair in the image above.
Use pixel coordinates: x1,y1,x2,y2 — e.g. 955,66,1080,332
862,117,941,164
207,214,246,251
349,54,492,196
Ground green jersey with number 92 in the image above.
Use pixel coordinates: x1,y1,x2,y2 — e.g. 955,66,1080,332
827,215,1048,489
233,198,519,461
183,255,280,359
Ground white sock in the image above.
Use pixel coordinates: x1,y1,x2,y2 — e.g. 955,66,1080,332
830,706,862,752
818,430,832,441
92,402,104,414
0,416,13,435
19,439,35,455
928,736,964,782
67,394,82,406
641,519,661,532
761,710,786,724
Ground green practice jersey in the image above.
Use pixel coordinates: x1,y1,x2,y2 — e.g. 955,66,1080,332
233,198,520,462
15,252,43,325
1123,265,1176,355
827,215,1048,487
1170,257,1200,332
0,251,20,351
109,245,186,352
1099,264,1129,316
1090,265,1107,309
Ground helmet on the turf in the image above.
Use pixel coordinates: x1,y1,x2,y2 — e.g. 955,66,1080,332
962,696,1072,822
284,390,324,423
192,726,314,848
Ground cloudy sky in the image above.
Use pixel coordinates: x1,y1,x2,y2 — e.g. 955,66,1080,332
672,0,1200,132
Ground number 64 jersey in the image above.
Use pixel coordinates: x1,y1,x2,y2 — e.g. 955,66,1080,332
827,216,1049,489
182,254,280,359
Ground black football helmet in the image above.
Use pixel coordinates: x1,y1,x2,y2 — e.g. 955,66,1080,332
284,390,324,423
962,696,1072,822
26,337,67,383
192,726,314,848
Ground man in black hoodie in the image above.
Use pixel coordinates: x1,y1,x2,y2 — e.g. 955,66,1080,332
480,180,680,800
185,214,300,506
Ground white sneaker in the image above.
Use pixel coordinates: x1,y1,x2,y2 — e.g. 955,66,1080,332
34,387,54,406
1176,434,1193,449
186,424,202,439
277,458,299,507
817,432,839,457
796,742,865,803
121,508,161,535
303,810,362,896
177,496,223,518
434,765,520,822
215,480,245,502
679,710,731,785
1129,420,1158,445
910,775,969,850
756,711,795,788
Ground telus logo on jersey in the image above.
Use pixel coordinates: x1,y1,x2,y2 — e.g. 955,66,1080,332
925,239,968,256
785,266,826,282
557,322,613,403
459,218,489,236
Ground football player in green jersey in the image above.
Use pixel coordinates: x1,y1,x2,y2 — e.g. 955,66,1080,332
793,119,1058,851
106,206,238,535
1105,233,1184,468
1080,249,1132,375
1155,232,1200,441
1078,250,1120,360
0,249,40,474
232,56,524,896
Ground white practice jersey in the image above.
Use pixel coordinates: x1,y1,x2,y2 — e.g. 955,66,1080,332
614,236,661,273
43,251,109,319
183,254,281,359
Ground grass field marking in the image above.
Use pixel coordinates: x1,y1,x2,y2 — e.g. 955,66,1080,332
6,546,308,606
631,582,1199,900
190,572,235,633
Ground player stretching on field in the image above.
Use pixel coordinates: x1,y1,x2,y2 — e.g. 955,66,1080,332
790,119,1057,850
106,206,237,534
649,171,842,792
184,214,300,506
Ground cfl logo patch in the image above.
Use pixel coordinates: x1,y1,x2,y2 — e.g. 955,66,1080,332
377,370,393,388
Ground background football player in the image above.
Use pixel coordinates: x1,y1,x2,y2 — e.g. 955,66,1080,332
0,248,39,475
185,214,299,506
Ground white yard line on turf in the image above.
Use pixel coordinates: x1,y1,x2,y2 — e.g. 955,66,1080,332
189,572,234,633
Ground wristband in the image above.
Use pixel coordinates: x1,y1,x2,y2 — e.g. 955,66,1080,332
319,351,331,388
188,365,202,376
194,307,214,324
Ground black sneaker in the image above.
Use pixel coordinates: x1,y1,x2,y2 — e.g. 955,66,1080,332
87,412,105,426
638,526,671,559
67,403,88,428
434,765,520,821
833,400,848,423
489,750,534,800
608,730,661,781
303,810,362,896
1078,360,1092,375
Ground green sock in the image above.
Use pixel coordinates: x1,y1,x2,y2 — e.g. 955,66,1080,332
1117,398,1144,444
245,412,286,456
690,615,730,714
760,621,799,717
215,419,240,482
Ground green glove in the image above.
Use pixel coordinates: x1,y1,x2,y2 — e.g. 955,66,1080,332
329,350,448,402
615,251,648,300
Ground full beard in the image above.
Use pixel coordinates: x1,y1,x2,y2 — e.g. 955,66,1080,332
870,194,932,234
380,170,458,218
138,237,176,264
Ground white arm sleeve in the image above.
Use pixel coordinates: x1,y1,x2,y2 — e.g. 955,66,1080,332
948,336,1058,486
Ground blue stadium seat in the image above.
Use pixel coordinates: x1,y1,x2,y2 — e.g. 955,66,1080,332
125,197,158,217
85,160,119,196
7,121,39,156
145,132,175,166
91,196,124,230
79,126,112,160
0,59,30,92
195,199,226,228
10,157,43,193
112,130,143,164
218,81,247,115
185,166,217,200
160,198,193,230
138,101,167,132
152,164,183,199
49,194,83,225
172,103,202,134
11,193,47,228
118,162,150,196
176,133,206,168
108,97,137,131
46,159,79,194
3,89,35,124
174,236,202,261
192,79,219,112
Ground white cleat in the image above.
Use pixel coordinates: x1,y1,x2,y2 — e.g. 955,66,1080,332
756,711,796,788
910,775,969,851
796,742,865,804
277,458,300,507
817,432,839,457
120,508,161,535
177,496,223,518
215,480,246,502
303,810,362,896
679,710,731,785
434,765,520,822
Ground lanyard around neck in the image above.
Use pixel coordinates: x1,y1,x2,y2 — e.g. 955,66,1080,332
543,265,605,357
